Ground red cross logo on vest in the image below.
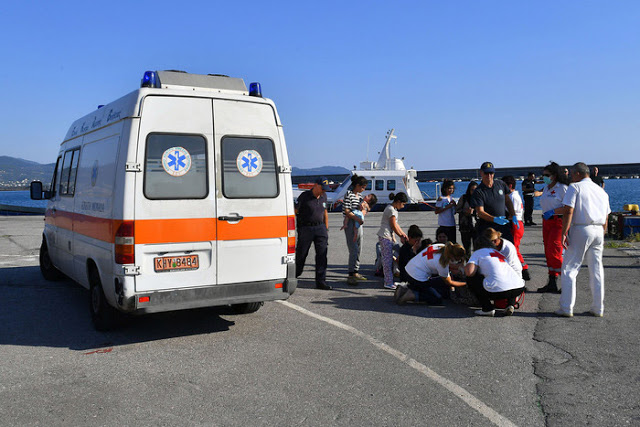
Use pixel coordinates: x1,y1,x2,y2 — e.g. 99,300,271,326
490,251,506,262
550,190,555,195
422,246,438,259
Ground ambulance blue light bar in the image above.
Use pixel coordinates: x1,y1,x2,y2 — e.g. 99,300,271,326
249,82,262,97
141,71,161,88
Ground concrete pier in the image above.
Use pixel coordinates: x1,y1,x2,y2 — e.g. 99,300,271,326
1,212,639,426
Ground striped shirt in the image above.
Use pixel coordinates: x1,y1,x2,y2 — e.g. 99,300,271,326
343,190,364,216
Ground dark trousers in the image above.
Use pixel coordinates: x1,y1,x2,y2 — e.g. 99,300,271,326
296,225,328,286
524,196,534,224
476,219,513,244
467,274,525,311
407,276,449,304
460,230,475,256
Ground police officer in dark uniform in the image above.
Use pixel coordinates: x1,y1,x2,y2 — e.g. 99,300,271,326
295,177,331,290
471,162,518,243
522,172,537,226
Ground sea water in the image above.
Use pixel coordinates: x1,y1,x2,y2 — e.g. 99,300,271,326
418,178,639,212
2,179,639,212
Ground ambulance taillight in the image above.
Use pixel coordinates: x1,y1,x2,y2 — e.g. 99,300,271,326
287,216,296,254
115,221,135,264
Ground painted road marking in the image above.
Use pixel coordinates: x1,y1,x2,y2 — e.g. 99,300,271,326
277,300,517,427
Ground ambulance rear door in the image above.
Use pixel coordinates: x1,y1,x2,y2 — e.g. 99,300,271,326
214,99,289,285
134,95,217,292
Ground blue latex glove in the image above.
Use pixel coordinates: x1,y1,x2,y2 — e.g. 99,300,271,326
493,216,509,226
512,217,520,229
543,209,555,220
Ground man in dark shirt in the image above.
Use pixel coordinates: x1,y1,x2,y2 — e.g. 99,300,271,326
591,166,605,188
295,177,331,290
471,162,517,243
522,172,537,226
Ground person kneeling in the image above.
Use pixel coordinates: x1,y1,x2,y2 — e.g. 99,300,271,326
395,242,466,305
464,237,526,317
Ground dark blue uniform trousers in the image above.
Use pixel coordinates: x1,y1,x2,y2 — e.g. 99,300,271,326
296,225,328,286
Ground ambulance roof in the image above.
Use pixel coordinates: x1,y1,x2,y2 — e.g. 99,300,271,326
62,71,275,143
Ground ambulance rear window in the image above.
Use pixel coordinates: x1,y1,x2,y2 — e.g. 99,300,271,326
221,137,278,198
144,133,208,199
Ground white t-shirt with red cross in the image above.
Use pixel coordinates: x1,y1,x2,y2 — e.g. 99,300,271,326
497,239,522,273
540,183,568,212
404,243,450,282
467,248,524,292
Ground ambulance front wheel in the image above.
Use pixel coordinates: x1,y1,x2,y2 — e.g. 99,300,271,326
39,240,62,281
89,266,123,331
232,302,263,314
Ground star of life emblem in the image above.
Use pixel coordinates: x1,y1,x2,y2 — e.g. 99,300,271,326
237,150,263,177
162,147,192,177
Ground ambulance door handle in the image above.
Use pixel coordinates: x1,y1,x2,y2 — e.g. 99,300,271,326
218,215,244,222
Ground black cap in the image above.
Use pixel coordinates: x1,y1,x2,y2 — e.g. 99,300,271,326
480,162,495,173
315,177,331,191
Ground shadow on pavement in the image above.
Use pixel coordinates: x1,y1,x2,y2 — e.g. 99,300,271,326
0,266,236,351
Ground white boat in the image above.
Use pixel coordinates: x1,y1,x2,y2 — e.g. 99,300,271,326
295,129,436,211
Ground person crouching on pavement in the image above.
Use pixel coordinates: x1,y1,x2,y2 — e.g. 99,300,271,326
483,227,523,277
395,242,466,305
464,236,526,317
500,176,531,281
398,225,431,283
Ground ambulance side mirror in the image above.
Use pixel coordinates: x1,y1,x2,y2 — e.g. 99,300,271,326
30,181,43,200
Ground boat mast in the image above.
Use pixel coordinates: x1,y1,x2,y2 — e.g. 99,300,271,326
375,129,396,170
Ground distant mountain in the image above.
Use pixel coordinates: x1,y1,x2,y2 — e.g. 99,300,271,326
292,166,350,176
0,156,55,188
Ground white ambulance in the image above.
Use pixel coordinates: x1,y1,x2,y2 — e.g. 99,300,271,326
31,70,297,330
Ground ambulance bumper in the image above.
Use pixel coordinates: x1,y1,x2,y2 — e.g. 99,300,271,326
131,278,296,314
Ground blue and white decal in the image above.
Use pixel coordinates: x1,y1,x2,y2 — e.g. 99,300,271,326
162,146,192,177
236,150,263,177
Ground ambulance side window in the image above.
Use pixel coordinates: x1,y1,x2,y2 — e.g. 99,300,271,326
221,137,279,198
50,156,62,196
60,148,80,196
144,133,208,200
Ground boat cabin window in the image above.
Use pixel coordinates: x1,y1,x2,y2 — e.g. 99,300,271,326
387,180,396,191
375,180,384,191
366,180,372,190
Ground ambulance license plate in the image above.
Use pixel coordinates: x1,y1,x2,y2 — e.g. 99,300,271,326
154,255,199,272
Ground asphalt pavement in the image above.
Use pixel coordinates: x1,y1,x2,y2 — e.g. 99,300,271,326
1,212,639,426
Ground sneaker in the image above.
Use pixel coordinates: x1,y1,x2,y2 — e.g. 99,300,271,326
504,305,515,316
394,284,408,301
554,309,573,318
475,309,495,317
315,283,332,290
589,310,604,317
384,283,397,290
347,276,358,286
397,288,416,305
522,269,531,281
353,273,367,281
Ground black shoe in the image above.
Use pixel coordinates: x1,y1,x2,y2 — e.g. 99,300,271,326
537,276,558,293
316,283,332,290
530,221,537,226
522,269,531,281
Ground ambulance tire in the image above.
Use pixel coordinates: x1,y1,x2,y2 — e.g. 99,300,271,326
89,266,122,331
39,240,62,281
232,302,263,314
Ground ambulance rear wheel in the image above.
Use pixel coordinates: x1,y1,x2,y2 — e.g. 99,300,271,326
232,302,263,314
89,267,122,331
39,240,62,281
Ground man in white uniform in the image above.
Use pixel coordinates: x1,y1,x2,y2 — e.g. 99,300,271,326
556,162,611,317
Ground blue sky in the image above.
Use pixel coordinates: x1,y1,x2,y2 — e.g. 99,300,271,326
1,1,638,171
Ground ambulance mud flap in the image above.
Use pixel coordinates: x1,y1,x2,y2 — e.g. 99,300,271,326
285,263,297,295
